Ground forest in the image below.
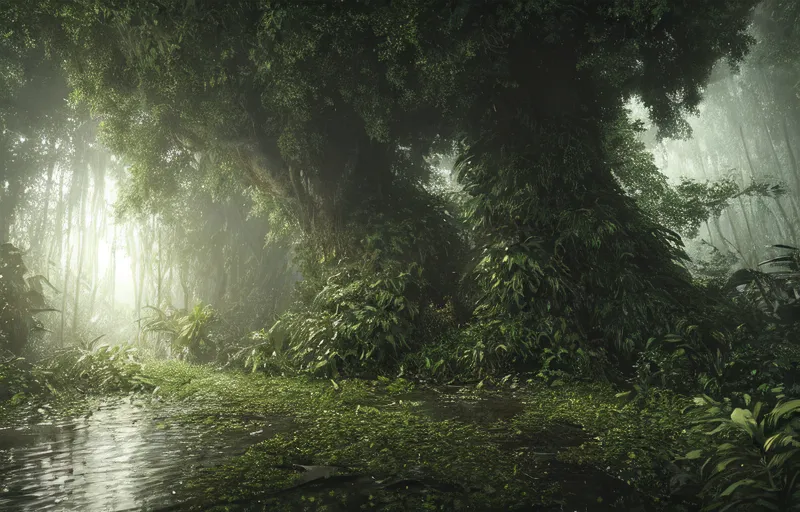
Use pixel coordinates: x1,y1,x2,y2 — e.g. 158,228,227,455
2,0,800,510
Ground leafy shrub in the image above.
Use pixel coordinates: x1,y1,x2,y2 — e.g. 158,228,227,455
229,328,295,375
634,322,733,395
1,342,152,405
262,191,465,378
271,262,423,377
43,343,153,394
142,303,218,362
398,330,467,384
0,351,43,404
626,312,800,406
394,301,471,383
682,389,800,511
725,244,800,324
0,243,57,354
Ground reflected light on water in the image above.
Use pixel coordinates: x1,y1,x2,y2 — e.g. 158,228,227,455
0,400,273,511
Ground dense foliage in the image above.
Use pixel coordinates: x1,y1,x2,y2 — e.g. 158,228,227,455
2,0,761,376
7,1,800,510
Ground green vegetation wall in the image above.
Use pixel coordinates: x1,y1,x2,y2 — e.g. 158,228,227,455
2,0,764,373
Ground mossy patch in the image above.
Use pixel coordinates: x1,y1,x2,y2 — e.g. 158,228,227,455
136,361,702,511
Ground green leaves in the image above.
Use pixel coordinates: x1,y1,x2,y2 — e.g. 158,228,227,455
0,341,153,401
142,303,217,362
723,243,800,324
686,391,800,510
605,115,781,240
0,244,55,355
272,258,424,377
729,407,761,441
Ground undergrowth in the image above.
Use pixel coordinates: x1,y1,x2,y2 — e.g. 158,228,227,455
0,342,154,409
128,361,707,511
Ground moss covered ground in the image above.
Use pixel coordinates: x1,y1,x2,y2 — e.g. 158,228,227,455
101,361,707,512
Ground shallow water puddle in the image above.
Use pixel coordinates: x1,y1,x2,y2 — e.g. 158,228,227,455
0,399,289,511
408,390,526,425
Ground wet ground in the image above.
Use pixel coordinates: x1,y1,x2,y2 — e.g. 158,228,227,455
0,399,287,511
0,383,681,512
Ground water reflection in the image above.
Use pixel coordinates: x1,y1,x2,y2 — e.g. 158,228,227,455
0,400,275,511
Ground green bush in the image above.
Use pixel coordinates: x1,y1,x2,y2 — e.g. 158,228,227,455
272,261,423,377
725,244,800,325
256,190,466,378
682,389,800,511
0,243,56,354
397,302,468,383
0,351,43,405
42,343,153,395
142,303,218,362
1,342,152,406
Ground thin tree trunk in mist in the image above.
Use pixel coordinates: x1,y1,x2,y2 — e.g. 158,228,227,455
88,156,105,320
702,221,716,246
217,264,228,303
709,218,727,251
725,79,760,252
156,217,163,307
62,191,75,290
774,198,796,242
72,166,89,334
60,243,73,346
216,220,228,303
783,117,800,193
127,227,140,340
723,210,751,266
708,149,754,264
694,151,730,253
165,230,175,307
754,78,800,200
763,119,800,227
142,222,155,308
233,246,241,305
34,158,56,263
48,169,66,279
0,178,23,244
136,226,152,339
180,263,190,310
732,166,757,259
760,199,788,242
740,124,797,243
109,223,117,312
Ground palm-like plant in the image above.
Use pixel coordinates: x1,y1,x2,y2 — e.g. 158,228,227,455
725,244,800,323
141,303,217,361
